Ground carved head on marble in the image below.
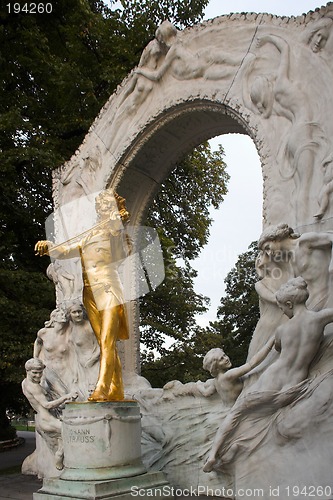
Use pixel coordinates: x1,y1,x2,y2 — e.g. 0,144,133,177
25,358,45,384
66,300,87,323
203,348,232,377
155,20,178,48
44,308,67,328
305,17,333,53
257,223,299,267
275,276,309,318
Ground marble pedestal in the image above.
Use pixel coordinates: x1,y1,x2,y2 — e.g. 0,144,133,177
33,401,171,499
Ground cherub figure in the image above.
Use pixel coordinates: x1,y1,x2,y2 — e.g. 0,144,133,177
162,339,274,406
198,338,275,407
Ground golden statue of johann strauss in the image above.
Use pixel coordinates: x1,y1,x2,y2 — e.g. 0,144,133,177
35,190,130,402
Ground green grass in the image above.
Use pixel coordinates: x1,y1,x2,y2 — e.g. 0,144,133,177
0,465,22,476
12,424,35,432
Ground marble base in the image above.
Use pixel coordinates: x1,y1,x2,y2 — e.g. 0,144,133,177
33,401,172,499
33,471,171,499
61,401,145,480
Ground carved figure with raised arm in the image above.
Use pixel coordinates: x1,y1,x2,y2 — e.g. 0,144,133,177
115,21,177,118
250,34,330,222
249,224,333,358
247,224,299,357
197,339,275,406
162,339,274,405
35,190,130,402
109,21,178,150
203,277,333,473
22,358,77,470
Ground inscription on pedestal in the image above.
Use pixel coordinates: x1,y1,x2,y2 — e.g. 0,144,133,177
62,402,144,476
66,428,95,445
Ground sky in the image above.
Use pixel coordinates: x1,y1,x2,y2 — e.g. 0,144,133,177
192,0,323,325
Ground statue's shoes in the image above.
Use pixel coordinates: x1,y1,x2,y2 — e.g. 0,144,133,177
108,390,124,401
88,389,109,402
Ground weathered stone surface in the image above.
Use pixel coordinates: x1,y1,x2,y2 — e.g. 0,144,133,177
25,4,333,497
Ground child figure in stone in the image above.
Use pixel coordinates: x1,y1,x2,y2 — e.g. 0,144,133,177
162,339,274,406
198,338,275,407
203,277,333,473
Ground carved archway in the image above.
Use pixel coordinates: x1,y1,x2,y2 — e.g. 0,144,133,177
52,4,333,377
30,4,333,494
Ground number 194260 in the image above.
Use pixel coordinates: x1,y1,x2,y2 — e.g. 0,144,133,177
6,3,53,13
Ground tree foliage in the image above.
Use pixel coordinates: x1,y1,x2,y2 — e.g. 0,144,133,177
142,242,260,387
0,0,216,423
209,241,260,367
140,144,229,356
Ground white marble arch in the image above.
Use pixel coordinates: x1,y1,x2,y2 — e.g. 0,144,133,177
36,5,333,494
51,3,333,379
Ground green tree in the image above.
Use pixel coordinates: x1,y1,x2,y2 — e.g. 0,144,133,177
141,143,229,355
209,241,260,367
141,325,226,387
0,0,213,432
142,242,260,387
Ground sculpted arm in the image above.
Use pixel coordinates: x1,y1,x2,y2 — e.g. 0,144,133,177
33,336,43,358
23,380,77,410
226,336,275,379
36,387,77,410
34,240,80,259
256,34,290,82
196,379,216,397
316,307,333,328
135,46,176,81
299,232,333,250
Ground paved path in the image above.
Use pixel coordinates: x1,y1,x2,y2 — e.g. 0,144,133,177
0,432,223,499
0,431,42,499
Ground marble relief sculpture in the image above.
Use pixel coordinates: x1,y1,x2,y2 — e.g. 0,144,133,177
33,308,77,400
304,15,333,54
203,277,333,472
134,24,241,83
110,20,176,147
22,358,77,470
246,34,331,223
46,262,76,304
25,5,333,495
66,301,100,400
163,339,274,407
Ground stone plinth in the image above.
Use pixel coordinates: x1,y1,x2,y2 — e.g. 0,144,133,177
34,401,171,499
61,401,146,480
33,471,171,499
